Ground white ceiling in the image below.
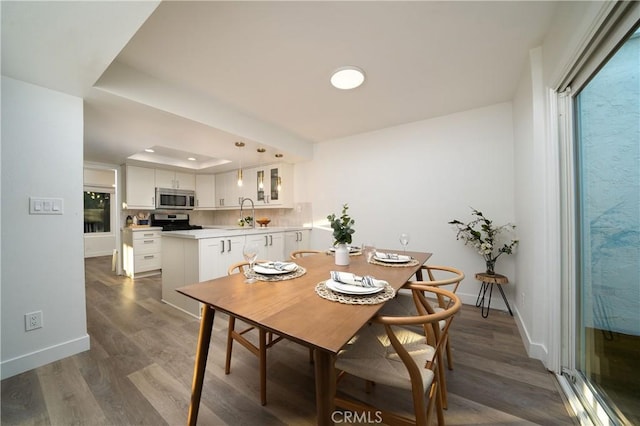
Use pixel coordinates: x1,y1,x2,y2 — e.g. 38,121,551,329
2,1,558,173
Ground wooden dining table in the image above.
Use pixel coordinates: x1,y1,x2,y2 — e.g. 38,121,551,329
177,249,431,425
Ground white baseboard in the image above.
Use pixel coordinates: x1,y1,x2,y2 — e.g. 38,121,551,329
458,292,549,366
0,334,90,380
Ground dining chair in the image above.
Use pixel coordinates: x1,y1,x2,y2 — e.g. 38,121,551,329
289,249,323,260
225,260,280,406
335,285,461,426
379,264,464,409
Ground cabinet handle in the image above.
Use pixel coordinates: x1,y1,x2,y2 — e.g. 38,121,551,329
269,235,273,246
143,240,154,244
143,233,154,237
227,240,231,252
144,255,154,259
221,239,225,253
264,236,268,247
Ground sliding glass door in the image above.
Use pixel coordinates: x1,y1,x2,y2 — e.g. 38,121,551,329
572,28,639,425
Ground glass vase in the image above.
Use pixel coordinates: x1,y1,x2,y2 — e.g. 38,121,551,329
485,258,496,275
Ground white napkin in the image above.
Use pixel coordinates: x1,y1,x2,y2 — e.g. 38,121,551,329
256,261,298,272
330,271,385,288
375,251,411,261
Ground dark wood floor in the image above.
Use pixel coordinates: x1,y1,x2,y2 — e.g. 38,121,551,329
2,256,577,425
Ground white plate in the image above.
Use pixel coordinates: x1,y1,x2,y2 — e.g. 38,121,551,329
325,279,385,295
374,255,411,263
253,263,297,275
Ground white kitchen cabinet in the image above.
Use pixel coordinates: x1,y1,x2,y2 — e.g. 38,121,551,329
215,170,243,208
251,163,293,208
124,165,156,209
195,174,216,209
284,229,311,258
246,232,285,261
155,169,195,190
122,227,162,277
162,234,244,317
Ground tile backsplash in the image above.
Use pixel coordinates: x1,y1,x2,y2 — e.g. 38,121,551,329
122,202,313,228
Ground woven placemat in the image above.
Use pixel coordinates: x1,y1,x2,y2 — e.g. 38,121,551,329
315,281,395,305
245,266,307,282
369,257,420,267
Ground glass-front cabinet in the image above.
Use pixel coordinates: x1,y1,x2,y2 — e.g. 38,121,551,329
250,163,292,207
215,163,292,209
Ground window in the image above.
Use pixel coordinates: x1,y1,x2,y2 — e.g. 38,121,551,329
84,190,111,233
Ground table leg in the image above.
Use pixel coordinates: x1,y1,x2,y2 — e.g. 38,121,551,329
187,305,215,426
496,284,514,316
314,348,336,426
476,281,494,318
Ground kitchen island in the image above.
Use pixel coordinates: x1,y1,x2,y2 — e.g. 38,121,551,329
161,226,311,317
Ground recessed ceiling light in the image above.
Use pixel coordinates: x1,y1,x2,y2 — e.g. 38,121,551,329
330,66,365,90
144,148,155,153
187,157,196,161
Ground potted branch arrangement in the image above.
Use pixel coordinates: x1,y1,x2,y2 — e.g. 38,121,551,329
449,208,518,275
327,204,355,266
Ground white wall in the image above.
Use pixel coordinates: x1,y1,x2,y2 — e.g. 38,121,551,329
509,1,613,370
1,77,89,379
297,103,517,309
512,47,552,362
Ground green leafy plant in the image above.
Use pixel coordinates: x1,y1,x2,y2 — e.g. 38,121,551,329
449,208,518,273
327,204,355,245
237,216,253,227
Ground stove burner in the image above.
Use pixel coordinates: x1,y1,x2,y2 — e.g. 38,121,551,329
150,213,202,232
162,224,203,231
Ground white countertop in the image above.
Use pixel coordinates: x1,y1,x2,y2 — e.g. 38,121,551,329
161,226,311,240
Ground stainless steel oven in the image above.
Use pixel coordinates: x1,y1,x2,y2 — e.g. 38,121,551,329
155,188,195,210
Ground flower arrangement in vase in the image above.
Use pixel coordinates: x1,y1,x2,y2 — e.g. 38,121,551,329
449,208,518,275
327,204,355,266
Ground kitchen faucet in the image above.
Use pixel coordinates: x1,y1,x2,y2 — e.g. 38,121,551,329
240,197,256,228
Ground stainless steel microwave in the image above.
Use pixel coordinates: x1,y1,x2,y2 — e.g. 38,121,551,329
155,188,196,210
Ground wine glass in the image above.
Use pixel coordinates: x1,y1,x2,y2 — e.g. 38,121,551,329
362,243,376,274
362,243,376,264
399,233,410,253
243,242,259,283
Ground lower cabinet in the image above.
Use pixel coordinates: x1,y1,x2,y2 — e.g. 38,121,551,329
161,229,311,318
246,232,285,261
284,229,311,258
122,227,162,278
161,235,245,317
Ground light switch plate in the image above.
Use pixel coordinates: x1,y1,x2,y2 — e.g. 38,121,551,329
29,197,64,215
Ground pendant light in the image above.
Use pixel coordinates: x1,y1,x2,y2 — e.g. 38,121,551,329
275,153,283,192
257,148,266,189
235,141,245,187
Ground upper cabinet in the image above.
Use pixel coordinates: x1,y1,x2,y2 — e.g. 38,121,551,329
124,165,156,210
251,163,293,208
215,170,242,208
195,174,216,209
155,169,195,190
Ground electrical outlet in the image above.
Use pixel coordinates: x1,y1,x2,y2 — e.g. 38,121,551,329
25,311,43,331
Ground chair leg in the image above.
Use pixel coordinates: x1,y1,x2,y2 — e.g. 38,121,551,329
259,328,267,406
436,349,448,410
224,316,236,374
446,339,454,370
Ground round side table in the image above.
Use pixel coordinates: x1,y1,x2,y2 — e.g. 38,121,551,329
475,272,513,318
